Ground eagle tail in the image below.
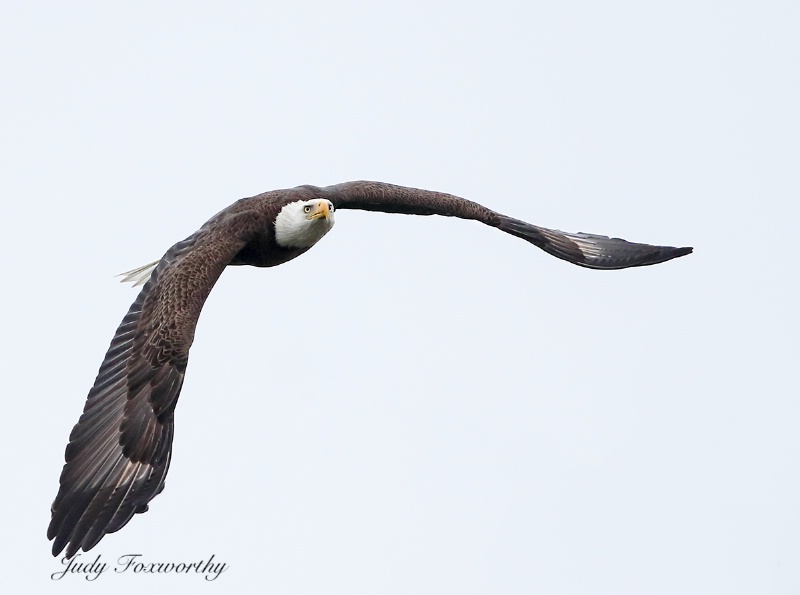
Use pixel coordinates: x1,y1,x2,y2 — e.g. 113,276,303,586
117,260,159,287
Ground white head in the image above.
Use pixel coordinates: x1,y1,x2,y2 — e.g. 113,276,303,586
274,198,336,249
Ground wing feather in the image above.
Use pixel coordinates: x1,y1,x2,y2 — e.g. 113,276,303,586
497,216,693,269
49,211,260,558
322,181,692,269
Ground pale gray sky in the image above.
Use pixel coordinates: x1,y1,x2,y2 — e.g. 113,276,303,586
2,1,799,593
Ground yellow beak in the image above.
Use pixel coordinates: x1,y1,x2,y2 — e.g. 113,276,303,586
309,201,331,220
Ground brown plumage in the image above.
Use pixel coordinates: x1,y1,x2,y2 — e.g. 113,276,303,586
49,181,692,558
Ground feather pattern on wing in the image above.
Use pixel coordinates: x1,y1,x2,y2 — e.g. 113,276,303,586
322,181,692,268
48,210,264,558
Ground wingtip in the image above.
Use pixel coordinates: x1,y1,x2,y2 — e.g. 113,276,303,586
49,533,67,558
652,245,692,267
49,532,85,559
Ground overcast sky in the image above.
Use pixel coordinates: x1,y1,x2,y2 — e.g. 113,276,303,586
2,1,799,593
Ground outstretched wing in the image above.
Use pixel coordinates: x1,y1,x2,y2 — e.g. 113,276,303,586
321,181,692,269
48,212,258,558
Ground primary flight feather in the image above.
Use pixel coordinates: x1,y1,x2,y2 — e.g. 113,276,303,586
49,181,692,558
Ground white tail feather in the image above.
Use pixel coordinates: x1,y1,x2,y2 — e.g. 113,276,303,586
117,260,159,287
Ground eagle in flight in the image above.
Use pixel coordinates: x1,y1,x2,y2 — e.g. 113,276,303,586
48,181,692,558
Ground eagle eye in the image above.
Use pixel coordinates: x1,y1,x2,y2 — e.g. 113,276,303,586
303,205,312,213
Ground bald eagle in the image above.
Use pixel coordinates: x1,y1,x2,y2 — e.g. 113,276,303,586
48,181,692,558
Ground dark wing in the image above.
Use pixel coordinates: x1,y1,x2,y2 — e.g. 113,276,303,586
321,181,692,269
48,211,260,558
